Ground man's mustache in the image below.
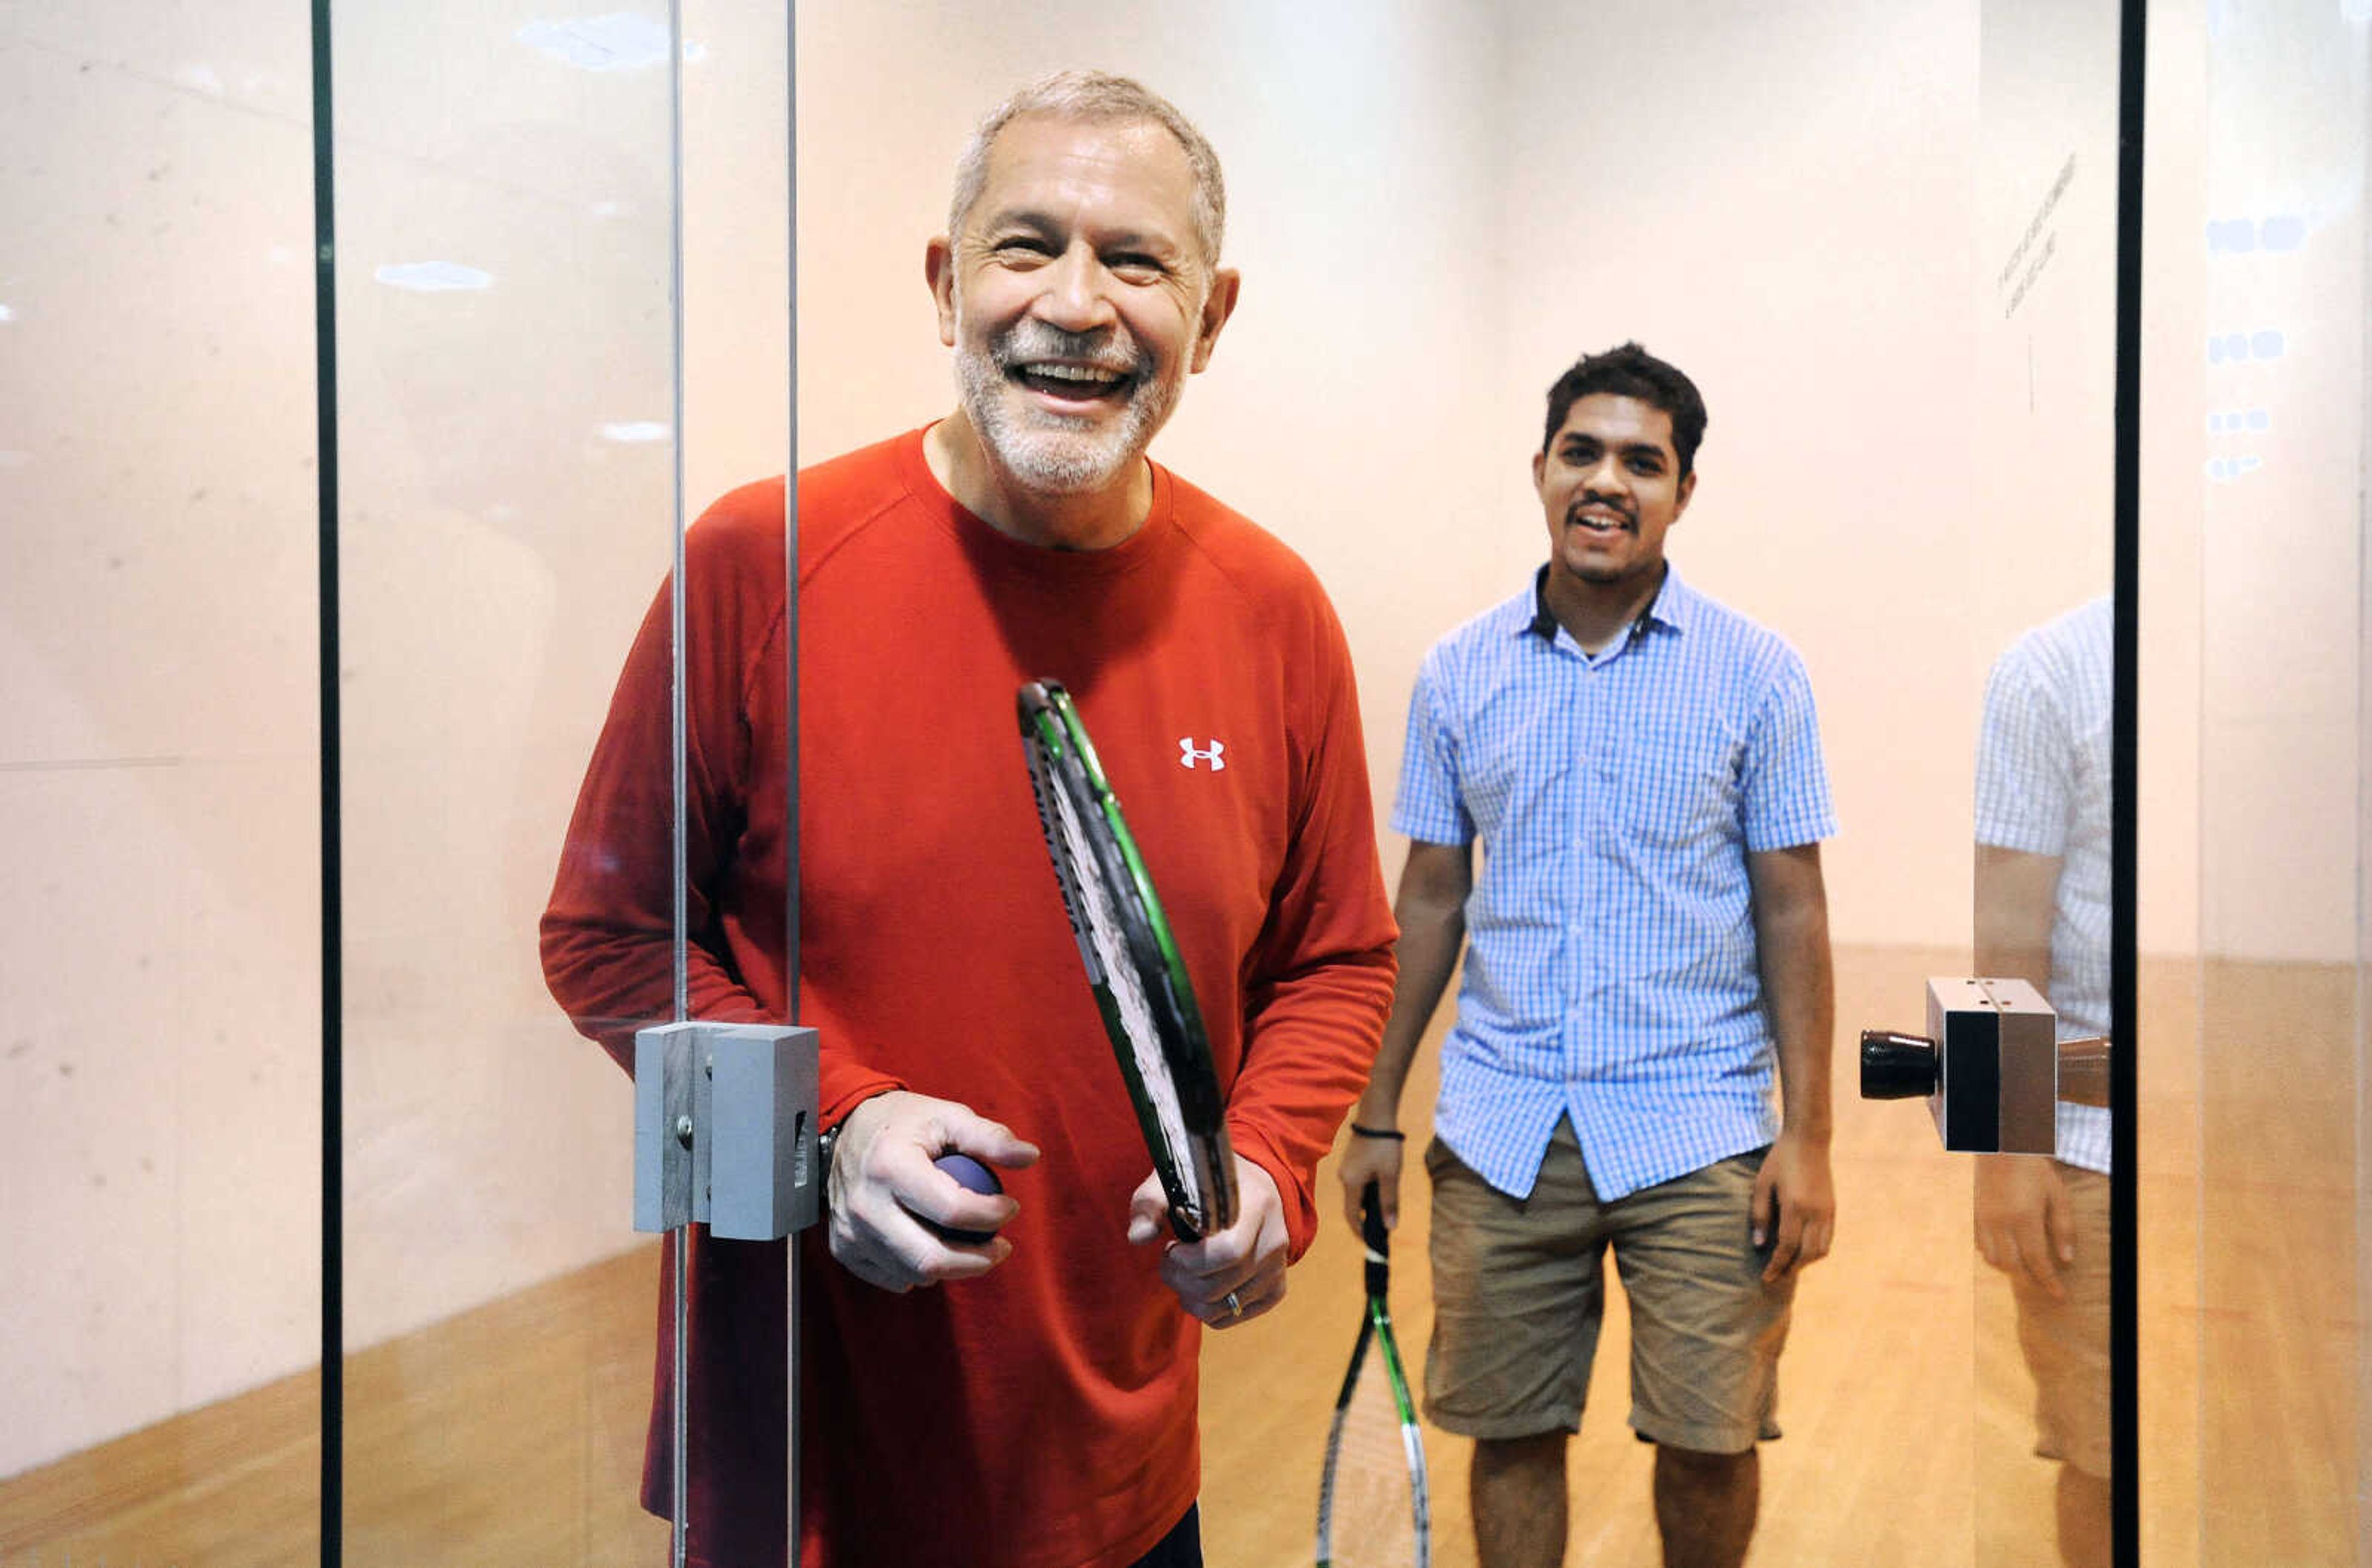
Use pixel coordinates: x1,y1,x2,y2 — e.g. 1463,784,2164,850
995,323,1145,379
1566,492,1637,528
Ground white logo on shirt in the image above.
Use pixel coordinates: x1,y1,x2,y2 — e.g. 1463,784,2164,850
1179,737,1226,771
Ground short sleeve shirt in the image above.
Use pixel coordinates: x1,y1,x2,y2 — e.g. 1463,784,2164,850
1393,565,1836,1201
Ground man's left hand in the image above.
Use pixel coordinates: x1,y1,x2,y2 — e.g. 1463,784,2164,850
1751,1127,1835,1284
1126,1155,1287,1329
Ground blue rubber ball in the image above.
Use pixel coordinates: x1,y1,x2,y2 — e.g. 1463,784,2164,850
928,1153,1004,1245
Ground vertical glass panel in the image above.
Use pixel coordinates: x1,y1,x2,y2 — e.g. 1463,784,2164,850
0,4,322,1561
330,2,679,1559
1970,4,2124,1564
2193,5,2368,1564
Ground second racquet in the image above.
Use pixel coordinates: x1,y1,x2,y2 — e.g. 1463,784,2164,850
1316,1178,1429,1567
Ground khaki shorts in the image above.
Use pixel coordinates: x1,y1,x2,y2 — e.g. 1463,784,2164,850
1423,1122,1794,1454
2011,1163,2111,1478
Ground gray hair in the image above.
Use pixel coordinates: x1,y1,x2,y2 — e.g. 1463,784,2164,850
946,70,1227,266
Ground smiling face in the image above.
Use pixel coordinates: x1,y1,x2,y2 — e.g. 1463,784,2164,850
1533,392,1696,597
930,112,1237,500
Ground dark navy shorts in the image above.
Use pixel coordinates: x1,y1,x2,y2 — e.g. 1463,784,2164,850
1130,1504,1200,1568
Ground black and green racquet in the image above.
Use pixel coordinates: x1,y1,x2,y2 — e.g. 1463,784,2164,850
1316,1179,1429,1567
1016,679,1237,1243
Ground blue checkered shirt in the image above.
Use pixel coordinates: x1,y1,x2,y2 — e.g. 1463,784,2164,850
1974,595,2112,1175
1393,566,1836,1201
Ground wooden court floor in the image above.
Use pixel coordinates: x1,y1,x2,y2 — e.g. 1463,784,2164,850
0,947,2351,1566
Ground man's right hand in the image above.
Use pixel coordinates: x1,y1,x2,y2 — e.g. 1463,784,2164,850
1336,1125,1407,1234
826,1090,1040,1293
1973,1152,2072,1301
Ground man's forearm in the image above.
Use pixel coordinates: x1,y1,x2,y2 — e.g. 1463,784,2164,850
1974,845,2060,996
1765,923,1835,1141
1751,845,1835,1141
1354,885,1465,1126
1224,941,1398,1152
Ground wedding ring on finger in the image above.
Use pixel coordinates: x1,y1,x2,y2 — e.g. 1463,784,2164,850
1222,1289,1243,1319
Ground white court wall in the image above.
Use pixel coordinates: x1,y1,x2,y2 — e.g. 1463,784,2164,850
1486,0,2203,963
0,0,2255,1481
796,0,2208,963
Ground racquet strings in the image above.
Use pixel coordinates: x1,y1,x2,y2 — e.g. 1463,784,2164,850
1320,1323,1423,1566
1038,753,1202,1220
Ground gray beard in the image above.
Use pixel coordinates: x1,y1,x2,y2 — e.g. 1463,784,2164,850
953,317,1178,496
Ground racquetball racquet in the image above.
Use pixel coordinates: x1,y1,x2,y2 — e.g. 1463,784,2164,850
1016,678,1237,1242
1316,1179,1429,1567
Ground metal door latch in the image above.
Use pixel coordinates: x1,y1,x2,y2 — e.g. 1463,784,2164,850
1860,977,2108,1153
634,1021,822,1239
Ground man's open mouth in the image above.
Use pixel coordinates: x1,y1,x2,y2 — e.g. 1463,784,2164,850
1009,361,1132,404
1567,506,1634,537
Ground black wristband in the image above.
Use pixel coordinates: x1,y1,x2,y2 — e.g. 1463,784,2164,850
1349,1123,1405,1141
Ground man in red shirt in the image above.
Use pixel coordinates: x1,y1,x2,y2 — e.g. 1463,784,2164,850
542,70,1397,1568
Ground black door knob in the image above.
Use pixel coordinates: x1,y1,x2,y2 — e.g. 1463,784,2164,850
1860,1029,1940,1101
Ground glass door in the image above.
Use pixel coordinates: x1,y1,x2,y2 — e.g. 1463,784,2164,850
329,2,792,1561
788,5,2151,1567
327,2,679,1559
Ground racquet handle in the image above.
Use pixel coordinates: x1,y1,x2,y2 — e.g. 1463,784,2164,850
1360,1179,1390,1297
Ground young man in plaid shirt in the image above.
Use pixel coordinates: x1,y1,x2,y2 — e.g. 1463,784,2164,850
1339,342,1838,1568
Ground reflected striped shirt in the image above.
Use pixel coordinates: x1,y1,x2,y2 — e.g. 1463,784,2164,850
1974,595,2112,1175
1394,566,1836,1201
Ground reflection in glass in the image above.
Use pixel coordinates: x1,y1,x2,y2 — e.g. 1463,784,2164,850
1973,595,2114,1568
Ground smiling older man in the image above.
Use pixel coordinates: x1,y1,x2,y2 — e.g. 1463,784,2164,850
541,72,1397,1568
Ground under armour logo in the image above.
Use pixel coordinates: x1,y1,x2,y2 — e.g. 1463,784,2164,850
1179,737,1226,771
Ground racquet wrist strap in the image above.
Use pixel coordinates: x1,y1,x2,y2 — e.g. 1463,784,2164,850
817,1119,843,1212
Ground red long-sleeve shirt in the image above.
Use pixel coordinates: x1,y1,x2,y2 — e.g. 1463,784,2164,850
540,429,1397,1568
